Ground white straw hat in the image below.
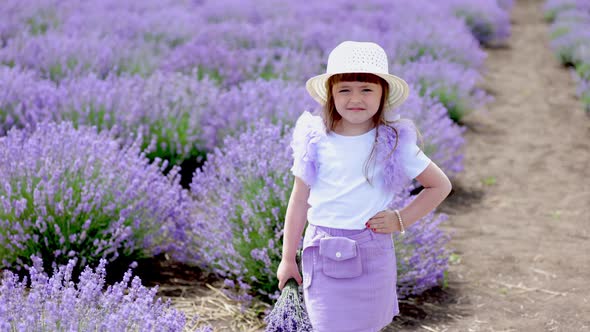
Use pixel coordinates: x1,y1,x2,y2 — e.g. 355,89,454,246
305,41,409,120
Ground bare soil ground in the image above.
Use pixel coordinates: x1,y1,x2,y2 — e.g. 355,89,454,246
152,0,590,330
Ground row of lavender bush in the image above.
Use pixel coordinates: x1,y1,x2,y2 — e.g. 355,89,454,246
544,0,590,112
0,0,512,329
0,123,210,329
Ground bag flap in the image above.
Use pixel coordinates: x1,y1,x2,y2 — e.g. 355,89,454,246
318,237,357,261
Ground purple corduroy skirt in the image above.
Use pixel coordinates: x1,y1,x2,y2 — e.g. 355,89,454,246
301,223,399,332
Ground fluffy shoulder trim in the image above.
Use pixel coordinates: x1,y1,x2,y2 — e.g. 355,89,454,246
289,111,325,186
376,119,418,193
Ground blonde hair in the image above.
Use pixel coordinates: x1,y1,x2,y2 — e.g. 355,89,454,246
321,73,424,184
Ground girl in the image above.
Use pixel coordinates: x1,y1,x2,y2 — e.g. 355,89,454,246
276,41,452,332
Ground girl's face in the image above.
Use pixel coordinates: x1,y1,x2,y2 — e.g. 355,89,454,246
332,81,383,132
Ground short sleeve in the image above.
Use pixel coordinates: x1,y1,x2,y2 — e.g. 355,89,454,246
289,112,323,186
399,142,431,179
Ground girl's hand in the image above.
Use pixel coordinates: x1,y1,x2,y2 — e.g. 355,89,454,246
365,209,399,234
277,258,303,291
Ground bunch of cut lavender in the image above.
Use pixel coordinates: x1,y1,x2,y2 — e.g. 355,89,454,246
264,253,312,332
264,278,313,332
0,256,189,331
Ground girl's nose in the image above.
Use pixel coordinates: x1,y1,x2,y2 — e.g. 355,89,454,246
349,91,363,102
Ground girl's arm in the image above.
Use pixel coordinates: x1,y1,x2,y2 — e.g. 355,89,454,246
277,176,310,290
281,176,310,261
399,162,452,228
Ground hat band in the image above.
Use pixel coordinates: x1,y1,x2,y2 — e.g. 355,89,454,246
327,64,387,75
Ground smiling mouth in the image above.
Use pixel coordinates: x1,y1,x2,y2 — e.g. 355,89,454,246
347,108,365,111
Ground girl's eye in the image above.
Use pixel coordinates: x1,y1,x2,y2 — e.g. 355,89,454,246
338,89,350,93
362,89,372,92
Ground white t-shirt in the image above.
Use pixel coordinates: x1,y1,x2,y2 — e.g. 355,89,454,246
304,127,431,230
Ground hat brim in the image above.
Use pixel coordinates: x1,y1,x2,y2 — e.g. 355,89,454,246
305,72,410,110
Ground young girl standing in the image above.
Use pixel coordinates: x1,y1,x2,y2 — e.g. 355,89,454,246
276,41,453,332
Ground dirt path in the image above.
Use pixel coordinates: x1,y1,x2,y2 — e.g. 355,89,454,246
388,0,590,331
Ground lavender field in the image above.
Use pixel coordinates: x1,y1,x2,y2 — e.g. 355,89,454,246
0,0,520,330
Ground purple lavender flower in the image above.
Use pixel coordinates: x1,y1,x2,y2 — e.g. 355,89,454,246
549,21,590,65
197,0,276,23
0,66,61,136
0,31,159,81
204,79,316,149
0,122,193,271
388,193,452,298
444,0,512,45
546,2,590,67
0,70,311,170
0,0,63,42
59,1,203,49
396,86,467,178
58,71,221,165
0,256,190,331
188,120,293,302
161,43,323,87
0,68,222,165
545,0,590,111
384,0,487,69
496,0,514,11
393,57,492,122
552,8,590,24
162,0,487,84
572,69,590,112
544,0,590,22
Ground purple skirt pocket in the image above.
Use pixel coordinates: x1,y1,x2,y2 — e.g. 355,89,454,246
319,237,362,279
